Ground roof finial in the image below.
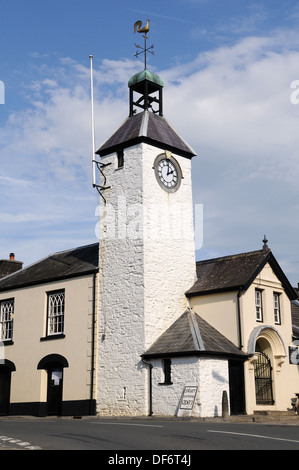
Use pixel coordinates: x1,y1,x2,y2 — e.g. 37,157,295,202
262,235,269,253
134,20,154,70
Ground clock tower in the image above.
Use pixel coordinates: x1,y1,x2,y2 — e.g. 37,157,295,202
95,44,197,415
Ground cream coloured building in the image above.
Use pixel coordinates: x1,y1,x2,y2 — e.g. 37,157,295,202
186,241,299,416
0,244,98,416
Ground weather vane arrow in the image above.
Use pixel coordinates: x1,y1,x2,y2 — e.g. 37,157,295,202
134,20,154,70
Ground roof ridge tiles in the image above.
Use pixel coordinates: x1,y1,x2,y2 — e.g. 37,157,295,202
195,249,267,266
0,243,99,291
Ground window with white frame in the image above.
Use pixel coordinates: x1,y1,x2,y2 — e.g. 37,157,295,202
273,293,281,325
0,298,14,341
255,289,263,322
47,290,65,336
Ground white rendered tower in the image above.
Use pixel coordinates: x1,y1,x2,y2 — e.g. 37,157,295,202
95,62,197,415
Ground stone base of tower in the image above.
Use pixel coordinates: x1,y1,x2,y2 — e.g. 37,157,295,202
96,358,149,417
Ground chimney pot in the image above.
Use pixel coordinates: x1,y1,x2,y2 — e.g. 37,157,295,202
9,253,15,260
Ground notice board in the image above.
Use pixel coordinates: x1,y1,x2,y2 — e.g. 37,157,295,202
177,383,198,417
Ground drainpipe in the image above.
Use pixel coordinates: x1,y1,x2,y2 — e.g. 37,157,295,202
142,357,153,416
237,288,243,350
89,271,97,415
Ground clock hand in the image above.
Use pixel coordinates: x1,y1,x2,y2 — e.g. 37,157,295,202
167,163,174,175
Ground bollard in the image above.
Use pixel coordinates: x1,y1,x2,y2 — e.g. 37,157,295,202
222,390,229,419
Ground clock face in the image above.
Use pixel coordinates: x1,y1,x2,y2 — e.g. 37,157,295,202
154,154,181,192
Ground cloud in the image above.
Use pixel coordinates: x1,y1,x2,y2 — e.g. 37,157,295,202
158,33,299,278
162,33,299,172
0,176,31,187
216,4,268,35
0,56,144,265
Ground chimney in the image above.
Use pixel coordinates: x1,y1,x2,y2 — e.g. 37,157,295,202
0,253,23,279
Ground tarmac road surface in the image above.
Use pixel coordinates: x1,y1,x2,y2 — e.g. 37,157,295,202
0,416,299,454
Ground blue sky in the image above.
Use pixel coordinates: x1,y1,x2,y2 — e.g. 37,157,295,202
1,0,299,285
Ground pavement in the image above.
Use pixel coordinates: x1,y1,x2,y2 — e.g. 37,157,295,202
227,411,299,424
1,410,299,425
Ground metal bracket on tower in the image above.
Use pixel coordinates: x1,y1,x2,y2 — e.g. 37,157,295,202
92,160,111,204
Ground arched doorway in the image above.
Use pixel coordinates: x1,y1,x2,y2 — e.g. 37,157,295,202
254,340,274,405
37,354,69,416
0,360,16,416
248,326,286,407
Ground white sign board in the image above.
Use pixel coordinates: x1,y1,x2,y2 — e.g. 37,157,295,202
51,370,62,386
177,383,198,417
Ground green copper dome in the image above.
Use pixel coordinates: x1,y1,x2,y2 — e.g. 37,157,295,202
128,69,164,88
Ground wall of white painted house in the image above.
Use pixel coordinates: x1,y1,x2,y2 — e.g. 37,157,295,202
150,356,230,417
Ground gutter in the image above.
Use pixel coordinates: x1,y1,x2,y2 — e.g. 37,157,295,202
0,269,99,293
142,349,247,360
237,288,243,350
89,271,97,415
141,357,153,416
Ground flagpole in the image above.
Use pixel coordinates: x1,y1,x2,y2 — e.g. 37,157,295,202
89,54,96,187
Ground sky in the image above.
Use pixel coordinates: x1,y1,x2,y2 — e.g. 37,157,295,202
1,0,299,285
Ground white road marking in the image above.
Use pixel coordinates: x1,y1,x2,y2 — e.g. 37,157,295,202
208,430,299,444
0,435,41,450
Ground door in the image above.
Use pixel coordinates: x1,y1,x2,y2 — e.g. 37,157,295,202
229,361,246,415
254,352,274,405
47,368,63,416
0,368,11,416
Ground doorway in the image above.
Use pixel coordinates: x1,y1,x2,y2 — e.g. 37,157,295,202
254,339,274,406
254,352,274,405
229,360,246,415
37,354,68,417
47,367,63,416
0,368,11,416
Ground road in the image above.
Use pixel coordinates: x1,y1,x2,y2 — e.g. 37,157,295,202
0,416,299,455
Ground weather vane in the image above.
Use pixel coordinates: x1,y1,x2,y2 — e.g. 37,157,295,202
134,20,154,70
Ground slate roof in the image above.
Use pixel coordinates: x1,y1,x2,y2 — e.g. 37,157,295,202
0,243,99,292
186,249,297,300
143,309,246,359
96,110,196,158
